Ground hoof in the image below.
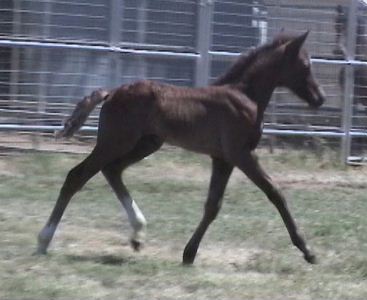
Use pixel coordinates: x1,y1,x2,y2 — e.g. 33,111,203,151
182,245,197,265
304,253,317,264
36,236,51,256
182,258,195,266
182,252,195,265
130,239,143,252
33,248,48,256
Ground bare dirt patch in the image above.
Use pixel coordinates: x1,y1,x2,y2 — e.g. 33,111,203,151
0,159,19,176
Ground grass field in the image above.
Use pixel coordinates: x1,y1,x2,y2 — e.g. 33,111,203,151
0,146,366,299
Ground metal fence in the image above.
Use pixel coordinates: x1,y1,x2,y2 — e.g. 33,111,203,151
0,0,366,163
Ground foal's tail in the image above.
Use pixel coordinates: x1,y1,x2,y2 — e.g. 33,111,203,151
56,89,110,139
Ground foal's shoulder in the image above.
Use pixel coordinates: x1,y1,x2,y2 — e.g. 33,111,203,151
221,87,258,125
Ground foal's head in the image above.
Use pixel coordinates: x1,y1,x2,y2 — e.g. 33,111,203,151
275,32,326,108
215,31,325,108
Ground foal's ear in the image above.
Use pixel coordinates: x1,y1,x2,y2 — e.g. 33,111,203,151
283,31,309,59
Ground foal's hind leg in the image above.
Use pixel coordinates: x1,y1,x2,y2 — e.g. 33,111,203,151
233,151,316,264
183,157,233,264
102,136,163,251
36,146,123,254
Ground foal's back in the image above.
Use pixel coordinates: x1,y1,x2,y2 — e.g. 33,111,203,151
104,80,258,157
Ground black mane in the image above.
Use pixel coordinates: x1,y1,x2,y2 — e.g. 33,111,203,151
213,34,297,86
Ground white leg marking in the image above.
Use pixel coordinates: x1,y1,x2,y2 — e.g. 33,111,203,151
121,196,147,242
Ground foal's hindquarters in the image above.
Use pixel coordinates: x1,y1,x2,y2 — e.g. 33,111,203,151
37,90,163,254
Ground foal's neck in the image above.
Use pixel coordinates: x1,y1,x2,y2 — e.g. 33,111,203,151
214,50,279,117
243,77,276,113
232,65,278,121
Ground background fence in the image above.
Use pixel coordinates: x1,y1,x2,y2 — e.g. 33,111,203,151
0,0,366,163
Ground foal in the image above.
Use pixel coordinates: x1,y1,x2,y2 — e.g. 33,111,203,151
37,32,325,264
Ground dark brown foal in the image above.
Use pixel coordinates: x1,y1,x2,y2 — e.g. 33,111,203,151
37,31,325,265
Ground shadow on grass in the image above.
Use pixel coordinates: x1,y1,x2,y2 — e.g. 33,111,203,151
65,254,132,266
64,253,183,277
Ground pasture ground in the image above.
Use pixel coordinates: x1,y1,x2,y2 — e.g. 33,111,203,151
0,146,366,299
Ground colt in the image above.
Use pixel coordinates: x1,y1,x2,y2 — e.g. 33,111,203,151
37,32,325,264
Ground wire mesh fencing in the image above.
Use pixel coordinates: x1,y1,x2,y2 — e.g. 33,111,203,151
0,0,366,163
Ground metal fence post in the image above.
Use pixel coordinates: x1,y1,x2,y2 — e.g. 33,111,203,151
9,1,21,103
341,0,358,164
37,1,53,127
136,0,148,80
110,0,123,87
195,0,214,87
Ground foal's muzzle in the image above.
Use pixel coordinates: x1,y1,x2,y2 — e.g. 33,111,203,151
308,85,326,108
310,95,325,108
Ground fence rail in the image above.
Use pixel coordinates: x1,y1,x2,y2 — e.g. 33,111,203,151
0,0,366,164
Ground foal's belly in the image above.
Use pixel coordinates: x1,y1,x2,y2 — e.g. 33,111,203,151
153,104,257,157
161,119,261,159
165,131,222,156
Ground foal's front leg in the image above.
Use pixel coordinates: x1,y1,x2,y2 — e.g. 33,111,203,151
234,151,316,264
183,157,233,264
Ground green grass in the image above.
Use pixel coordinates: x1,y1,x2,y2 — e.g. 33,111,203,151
0,147,367,299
